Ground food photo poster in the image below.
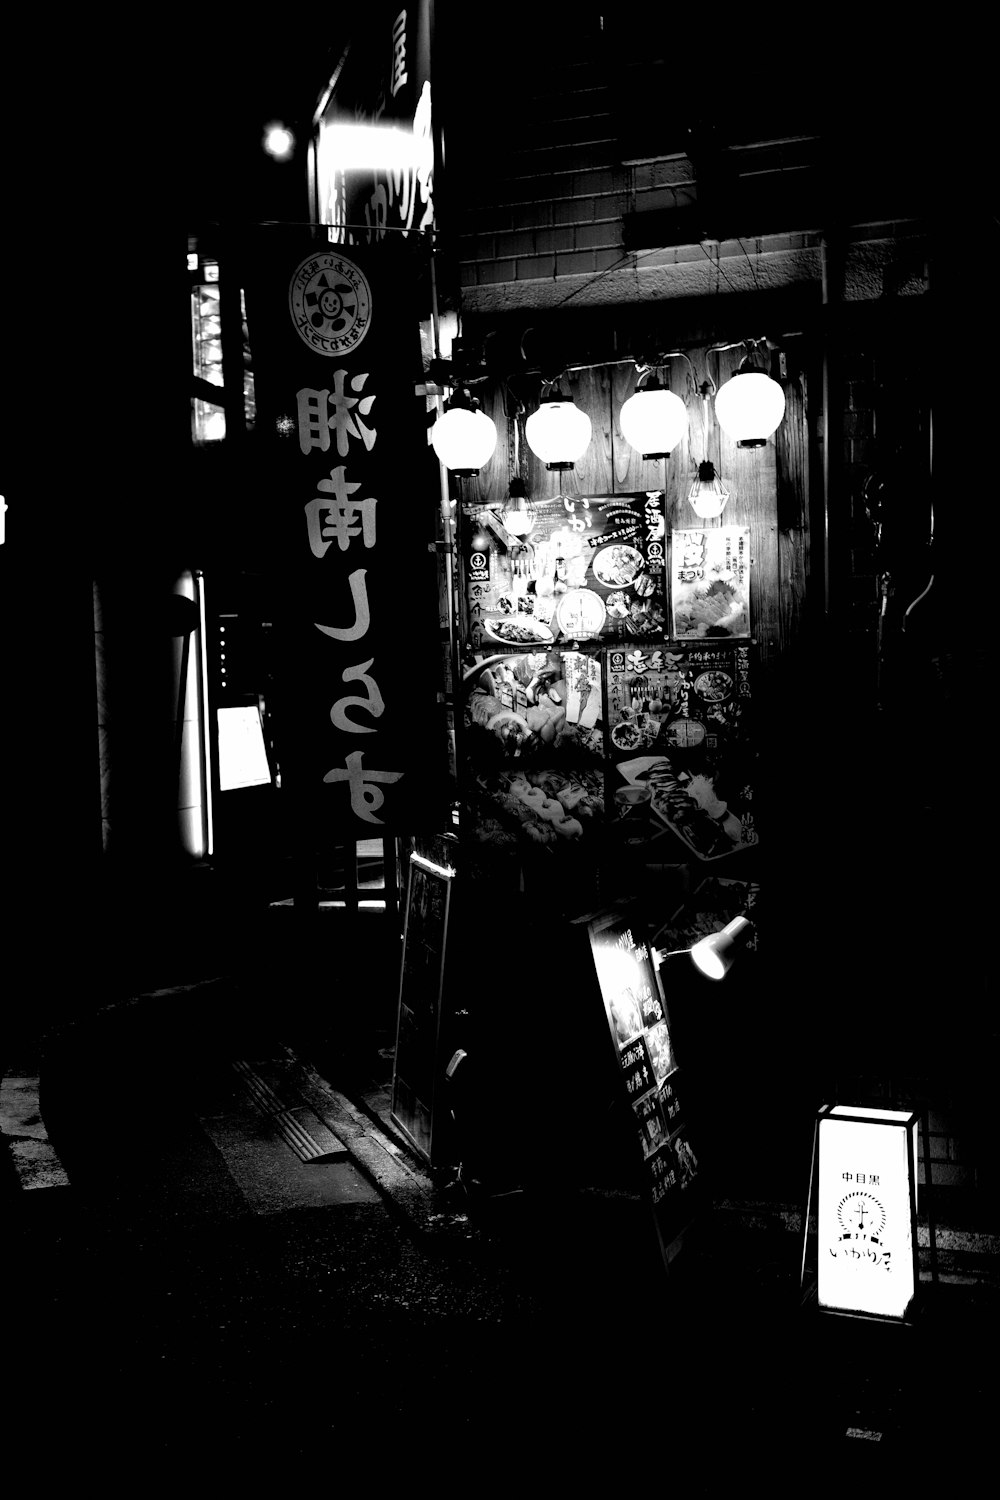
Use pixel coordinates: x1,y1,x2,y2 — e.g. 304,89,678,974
671,525,751,640
465,492,667,651
461,642,758,866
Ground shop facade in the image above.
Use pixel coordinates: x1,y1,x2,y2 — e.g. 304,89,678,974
289,7,989,1203
42,8,987,1208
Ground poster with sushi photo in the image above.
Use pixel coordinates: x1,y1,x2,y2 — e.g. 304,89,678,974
461,646,606,858
603,643,759,860
671,526,751,639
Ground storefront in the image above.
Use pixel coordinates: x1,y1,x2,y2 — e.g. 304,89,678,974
160,8,989,1211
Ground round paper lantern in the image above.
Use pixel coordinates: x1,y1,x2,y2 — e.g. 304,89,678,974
619,383,689,459
714,370,785,448
431,402,498,476
525,394,592,470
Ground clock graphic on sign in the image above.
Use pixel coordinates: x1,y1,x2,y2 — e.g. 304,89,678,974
837,1190,887,1243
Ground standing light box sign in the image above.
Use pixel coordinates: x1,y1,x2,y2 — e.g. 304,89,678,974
817,1105,920,1322
244,229,444,837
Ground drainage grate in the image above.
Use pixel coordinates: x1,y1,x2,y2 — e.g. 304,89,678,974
232,1060,348,1163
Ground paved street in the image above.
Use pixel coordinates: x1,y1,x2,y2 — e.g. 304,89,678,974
3,985,996,1490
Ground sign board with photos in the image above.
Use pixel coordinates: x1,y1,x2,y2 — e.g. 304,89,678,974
465,492,667,653
581,905,703,1270
461,645,606,861
815,1105,921,1322
605,642,758,860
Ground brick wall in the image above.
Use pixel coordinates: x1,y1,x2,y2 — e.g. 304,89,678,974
455,48,627,294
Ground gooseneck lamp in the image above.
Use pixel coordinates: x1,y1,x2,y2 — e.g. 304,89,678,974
619,370,689,460
689,916,752,980
525,385,592,471
653,914,753,981
714,346,785,449
431,386,498,476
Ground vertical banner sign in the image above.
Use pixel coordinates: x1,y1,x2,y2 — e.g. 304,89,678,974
817,1105,920,1321
245,230,443,837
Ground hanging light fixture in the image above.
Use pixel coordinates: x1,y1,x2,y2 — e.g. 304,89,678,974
688,460,731,519
525,383,592,471
619,367,689,460
431,385,498,476
714,342,786,449
501,476,535,537
687,379,731,518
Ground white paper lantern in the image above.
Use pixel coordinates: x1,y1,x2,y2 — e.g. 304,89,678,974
714,369,785,448
525,394,592,470
431,403,498,476
619,384,689,459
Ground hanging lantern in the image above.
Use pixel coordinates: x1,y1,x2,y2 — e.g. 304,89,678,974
431,387,498,476
619,375,689,459
714,356,785,449
501,477,535,537
525,391,592,471
687,459,731,518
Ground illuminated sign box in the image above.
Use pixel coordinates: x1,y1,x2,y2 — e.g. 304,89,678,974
217,705,272,792
816,1104,921,1322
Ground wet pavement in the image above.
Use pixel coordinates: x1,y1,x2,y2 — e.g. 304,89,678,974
3,979,997,1489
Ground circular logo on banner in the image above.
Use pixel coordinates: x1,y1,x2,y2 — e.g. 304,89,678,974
470,552,487,570
288,253,373,357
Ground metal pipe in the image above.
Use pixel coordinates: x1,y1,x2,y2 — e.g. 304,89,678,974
820,237,831,619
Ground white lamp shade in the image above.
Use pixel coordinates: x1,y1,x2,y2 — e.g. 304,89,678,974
503,505,533,537
714,370,785,447
690,915,752,980
525,397,592,468
619,386,689,458
431,406,498,475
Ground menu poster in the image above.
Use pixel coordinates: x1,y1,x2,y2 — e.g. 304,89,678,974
605,644,758,860
461,646,606,857
465,492,666,651
586,907,701,1266
671,526,751,640
659,876,760,955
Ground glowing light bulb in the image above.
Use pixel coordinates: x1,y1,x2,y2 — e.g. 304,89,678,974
263,124,295,160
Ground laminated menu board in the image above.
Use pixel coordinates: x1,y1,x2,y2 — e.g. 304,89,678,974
391,850,455,1164
465,492,666,651
671,526,751,639
605,642,758,859
581,905,702,1270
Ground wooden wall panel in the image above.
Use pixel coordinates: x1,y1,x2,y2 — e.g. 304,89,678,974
775,367,810,661
711,346,780,676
